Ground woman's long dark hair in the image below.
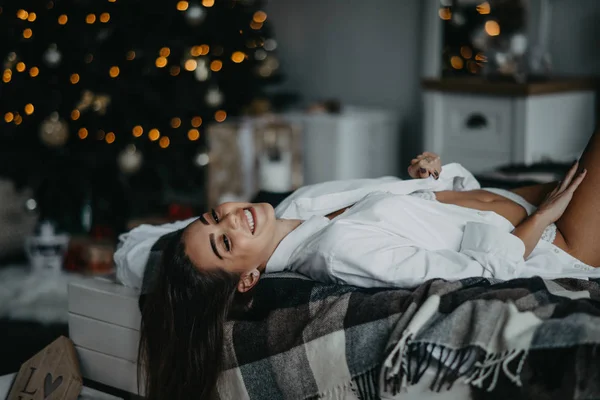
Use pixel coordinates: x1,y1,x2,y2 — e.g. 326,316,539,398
137,229,252,400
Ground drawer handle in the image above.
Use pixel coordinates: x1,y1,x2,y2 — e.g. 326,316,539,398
465,113,488,129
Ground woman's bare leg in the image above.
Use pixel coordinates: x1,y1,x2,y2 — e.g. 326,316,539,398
510,182,557,207
553,125,600,266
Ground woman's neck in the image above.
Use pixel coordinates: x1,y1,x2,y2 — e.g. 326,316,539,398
259,218,303,273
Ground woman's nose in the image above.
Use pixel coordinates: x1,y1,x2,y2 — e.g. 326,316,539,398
224,212,239,230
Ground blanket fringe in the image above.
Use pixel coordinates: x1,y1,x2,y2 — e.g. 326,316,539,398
352,368,379,400
382,335,529,396
317,380,360,400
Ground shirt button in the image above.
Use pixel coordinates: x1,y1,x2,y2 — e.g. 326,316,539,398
478,211,485,216
574,263,583,270
553,248,560,254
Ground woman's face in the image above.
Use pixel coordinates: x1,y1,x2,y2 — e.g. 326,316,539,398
183,202,277,275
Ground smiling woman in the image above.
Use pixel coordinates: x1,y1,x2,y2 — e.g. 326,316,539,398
183,202,301,284
126,130,600,400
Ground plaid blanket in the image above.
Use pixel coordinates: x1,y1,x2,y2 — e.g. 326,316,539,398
216,273,600,400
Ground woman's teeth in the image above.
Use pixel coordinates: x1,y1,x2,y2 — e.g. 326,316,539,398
244,209,255,233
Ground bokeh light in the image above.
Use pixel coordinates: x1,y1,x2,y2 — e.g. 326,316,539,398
485,20,500,36
132,125,143,137
450,56,464,69
187,129,200,141
148,128,160,141
215,110,227,122
210,60,222,72
191,116,202,127
159,136,170,148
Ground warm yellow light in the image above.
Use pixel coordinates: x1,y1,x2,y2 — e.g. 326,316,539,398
71,109,80,120
148,129,160,141
27,12,37,21
126,50,136,60
14,114,23,125
109,66,120,77
155,57,168,68
215,110,227,122
24,104,34,115
70,73,80,84
477,1,491,15
450,56,464,69
100,13,110,23
58,14,68,25
250,21,263,30
187,129,200,141
184,59,197,71
108,0,117,2
105,132,116,144
253,11,267,23
210,60,222,72
29,67,39,77
191,116,202,127
17,9,28,20
460,46,473,59
191,46,202,57
171,117,181,128
132,125,143,137
485,20,500,36
2,71,11,83
475,53,487,62
159,136,170,148
4,112,14,123
201,44,210,55
202,0,215,7
160,47,171,57
177,1,189,11
16,62,26,72
231,51,245,63
170,66,180,76
438,8,451,20
78,128,88,139
23,29,33,39
86,14,96,24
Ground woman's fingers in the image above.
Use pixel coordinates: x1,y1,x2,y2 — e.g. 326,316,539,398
559,161,579,192
567,168,587,193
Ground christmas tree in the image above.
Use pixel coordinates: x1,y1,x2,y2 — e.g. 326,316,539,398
0,0,285,233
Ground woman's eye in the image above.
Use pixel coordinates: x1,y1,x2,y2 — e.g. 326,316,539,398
211,209,219,223
223,235,231,251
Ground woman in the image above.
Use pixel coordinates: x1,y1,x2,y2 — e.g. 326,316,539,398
119,127,600,400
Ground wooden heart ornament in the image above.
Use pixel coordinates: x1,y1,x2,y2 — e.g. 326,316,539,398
7,336,82,400
44,373,64,398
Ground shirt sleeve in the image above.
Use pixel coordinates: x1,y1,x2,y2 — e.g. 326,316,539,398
114,217,197,289
326,223,524,288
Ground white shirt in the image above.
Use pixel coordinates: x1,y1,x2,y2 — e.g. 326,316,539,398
266,163,598,287
115,163,598,290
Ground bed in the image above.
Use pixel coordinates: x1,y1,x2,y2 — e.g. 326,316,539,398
68,265,600,400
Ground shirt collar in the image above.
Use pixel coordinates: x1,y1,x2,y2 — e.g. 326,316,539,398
265,215,330,273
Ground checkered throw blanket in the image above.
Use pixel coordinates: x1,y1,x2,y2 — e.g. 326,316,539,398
215,274,600,400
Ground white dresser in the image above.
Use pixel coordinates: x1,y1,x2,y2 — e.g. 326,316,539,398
284,107,401,184
423,78,597,173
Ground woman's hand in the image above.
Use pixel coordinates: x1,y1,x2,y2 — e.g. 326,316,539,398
408,152,442,179
535,161,587,224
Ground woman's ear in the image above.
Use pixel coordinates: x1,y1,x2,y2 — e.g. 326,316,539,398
237,269,260,293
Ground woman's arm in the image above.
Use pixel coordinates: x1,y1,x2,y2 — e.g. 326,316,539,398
511,213,549,258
